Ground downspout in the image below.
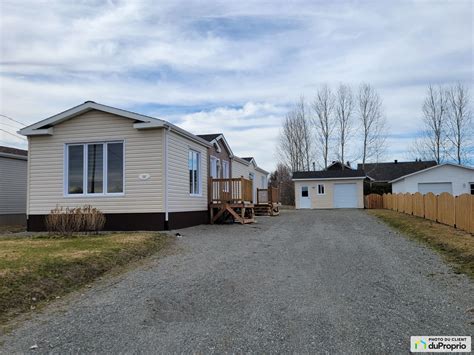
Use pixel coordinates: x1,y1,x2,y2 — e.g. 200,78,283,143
164,126,170,229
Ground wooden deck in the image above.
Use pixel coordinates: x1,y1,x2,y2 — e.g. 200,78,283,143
255,187,280,216
209,178,255,224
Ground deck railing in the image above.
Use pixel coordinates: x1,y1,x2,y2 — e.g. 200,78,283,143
256,186,280,204
209,177,253,204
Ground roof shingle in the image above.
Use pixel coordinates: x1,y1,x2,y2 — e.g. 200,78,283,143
293,170,366,179
358,161,437,181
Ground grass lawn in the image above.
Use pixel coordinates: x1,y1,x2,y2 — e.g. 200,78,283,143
368,209,474,278
0,232,172,325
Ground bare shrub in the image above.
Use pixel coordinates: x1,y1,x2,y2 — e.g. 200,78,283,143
45,205,106,236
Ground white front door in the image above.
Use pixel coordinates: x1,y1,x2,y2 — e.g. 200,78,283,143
333,183,358,208
300,186,311,208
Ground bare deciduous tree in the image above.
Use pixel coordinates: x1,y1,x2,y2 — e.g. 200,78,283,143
446,83,472,165
312,84,335,169
335,84,353,169
420,85,448,164
278,97,314,171
269,163,294,205
357,83,386,169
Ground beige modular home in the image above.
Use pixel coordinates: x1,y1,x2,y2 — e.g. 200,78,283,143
19,101,211,231
232,156,269,202
293,170,366,209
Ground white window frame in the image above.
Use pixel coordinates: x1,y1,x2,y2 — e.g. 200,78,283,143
189,149,202,196
210,155,219,178
317,184,325,195
222,160,229,179
470,183,474,195
64,141,125,197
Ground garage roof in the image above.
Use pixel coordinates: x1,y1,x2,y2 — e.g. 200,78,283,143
293,170,366,180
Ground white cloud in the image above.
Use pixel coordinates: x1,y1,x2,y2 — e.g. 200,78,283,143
0,0,472,166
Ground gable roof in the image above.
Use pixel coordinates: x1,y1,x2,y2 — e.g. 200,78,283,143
198,133,222,142
18,101,211,148
293,169,366,180
389,163,474,183
232,156,269,175
358,160,437,182
326,161,352,170
0,145,28,160
197,133,234,158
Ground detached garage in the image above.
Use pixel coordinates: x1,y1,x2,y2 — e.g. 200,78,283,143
390,163,474,196
292,170,366,209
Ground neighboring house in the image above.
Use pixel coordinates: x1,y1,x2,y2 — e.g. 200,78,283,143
358,160,437,194
292,170,366,209
197,133,233,179
359,160,437,182
0,146,28,225
390,163,474,196
19,101,212,231
232,156,269,202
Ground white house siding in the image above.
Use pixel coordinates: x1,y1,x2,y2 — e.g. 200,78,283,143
0,155,27,220
167,131,208,212
27,110,164,215
294,179,364,209
231,159,249,179
391,165,474,196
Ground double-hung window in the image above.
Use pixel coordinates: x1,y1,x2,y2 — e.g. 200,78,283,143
317,184,325,195
210,156,219,178
222,160,229,179
470,183,474,195
66,142,124,196
189,150,201,195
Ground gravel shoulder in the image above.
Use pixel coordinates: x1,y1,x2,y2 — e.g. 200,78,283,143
1,210,472,353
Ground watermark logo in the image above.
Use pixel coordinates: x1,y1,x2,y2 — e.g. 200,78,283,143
410,336,471,353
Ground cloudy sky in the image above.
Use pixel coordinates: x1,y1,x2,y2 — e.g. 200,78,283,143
0,0,472,171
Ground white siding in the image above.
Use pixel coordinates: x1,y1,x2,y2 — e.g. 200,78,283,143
167,131,208,212
392,165,474,196
231,159,248,178
28,110,164,214
0,156,27,214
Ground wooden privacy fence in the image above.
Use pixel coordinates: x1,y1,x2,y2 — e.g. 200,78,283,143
365,192,474,234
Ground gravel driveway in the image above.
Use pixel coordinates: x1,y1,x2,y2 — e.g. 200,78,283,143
1,210,473,353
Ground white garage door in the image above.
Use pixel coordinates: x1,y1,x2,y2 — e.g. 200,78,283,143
418,182,452,195
333,183,358,208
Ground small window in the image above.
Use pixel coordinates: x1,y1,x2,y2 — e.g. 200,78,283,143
470,183,474,195
301,186,309,197
189,150,201,195
318,184,325,195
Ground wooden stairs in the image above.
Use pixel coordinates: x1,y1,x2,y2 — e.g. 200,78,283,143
255,203,280,216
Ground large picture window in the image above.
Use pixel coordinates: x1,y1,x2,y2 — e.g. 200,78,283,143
66,142,124,196
189,150,201,195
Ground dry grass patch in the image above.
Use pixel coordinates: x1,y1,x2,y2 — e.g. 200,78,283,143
0,232,173,325
368,209,474,278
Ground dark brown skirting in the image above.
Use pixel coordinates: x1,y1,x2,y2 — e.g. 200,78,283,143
167,210,209,230
27,210,209,232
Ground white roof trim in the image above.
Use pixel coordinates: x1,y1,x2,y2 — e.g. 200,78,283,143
18,101,211,148
292,176,366,181
207,134,234,158
389,163,474,183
